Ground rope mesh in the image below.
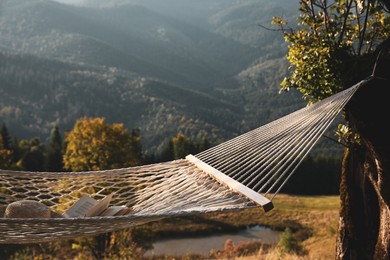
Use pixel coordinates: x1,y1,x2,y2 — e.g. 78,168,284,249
0,160,254,244
0,79,367,244
194,79,366,199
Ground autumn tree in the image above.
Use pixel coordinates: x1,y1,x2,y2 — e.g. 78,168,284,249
64,117,141,171
63,117,142,258
274,0,390,258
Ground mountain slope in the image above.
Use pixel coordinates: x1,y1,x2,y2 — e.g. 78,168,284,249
0,0,257,89
0,51,246,152
0,0,311,155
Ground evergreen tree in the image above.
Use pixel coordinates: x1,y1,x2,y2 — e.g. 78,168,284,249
0,134,13,170
171,132,195,159
129,128,142,166
10,137,21,165
158,138,175,162
46,125,64,172
158,133,210,162
197,135,210,153
282,155,341,195
0,123,11,150
18,137,45,171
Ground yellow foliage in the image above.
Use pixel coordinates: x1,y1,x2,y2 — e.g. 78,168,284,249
64,117,141,171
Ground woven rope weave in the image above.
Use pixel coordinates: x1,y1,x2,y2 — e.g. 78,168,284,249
0,78,369,244
0,159,254,244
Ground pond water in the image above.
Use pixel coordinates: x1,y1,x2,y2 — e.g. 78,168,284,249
145,225,281,257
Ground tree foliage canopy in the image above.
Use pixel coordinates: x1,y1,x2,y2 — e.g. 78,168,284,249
46,125,64,172
171,132,196,160
64,117,141,171
274,1,390,258
274,0,390,102
0,135,13,170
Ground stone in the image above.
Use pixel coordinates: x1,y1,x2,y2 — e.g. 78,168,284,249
4,200,51,218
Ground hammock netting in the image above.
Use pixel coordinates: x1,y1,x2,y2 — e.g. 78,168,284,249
0,79,368,244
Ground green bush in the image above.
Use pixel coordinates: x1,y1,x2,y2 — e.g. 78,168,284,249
278,228,302,254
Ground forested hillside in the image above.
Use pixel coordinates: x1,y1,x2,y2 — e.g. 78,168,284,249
0,0,330,156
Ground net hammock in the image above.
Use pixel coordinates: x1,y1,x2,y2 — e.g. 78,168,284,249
0,79,368,244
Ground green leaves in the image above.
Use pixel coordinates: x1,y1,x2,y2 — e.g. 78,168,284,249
336,123,361,144
275,0,390,102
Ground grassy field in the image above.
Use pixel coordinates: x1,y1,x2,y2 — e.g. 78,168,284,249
258,194,340,259
139,194,340,259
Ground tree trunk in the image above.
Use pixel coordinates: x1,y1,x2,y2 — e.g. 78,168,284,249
336,76,390,259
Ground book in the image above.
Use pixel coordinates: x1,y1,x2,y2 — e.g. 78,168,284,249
63,194,113,218
62,194,131,218
99,205,132,216
85,193,113,217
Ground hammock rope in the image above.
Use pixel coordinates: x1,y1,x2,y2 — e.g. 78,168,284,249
0,160,255,244
0,78,368,244
194,80,365,198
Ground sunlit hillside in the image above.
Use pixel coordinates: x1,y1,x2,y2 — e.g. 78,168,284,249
0,0,307,155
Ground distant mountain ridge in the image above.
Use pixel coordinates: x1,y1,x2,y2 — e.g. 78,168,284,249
0,0,307,155
1,0,257,88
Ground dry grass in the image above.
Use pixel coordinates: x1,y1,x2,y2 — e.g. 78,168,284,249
138,194,340,259
236,194,340,260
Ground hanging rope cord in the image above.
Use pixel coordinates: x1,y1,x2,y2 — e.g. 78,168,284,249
0,78,369,244
190,77,369,201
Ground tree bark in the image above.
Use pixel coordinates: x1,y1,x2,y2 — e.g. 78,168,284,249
336,76,390,259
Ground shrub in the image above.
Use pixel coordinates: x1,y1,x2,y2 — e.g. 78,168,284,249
277,228,302,254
